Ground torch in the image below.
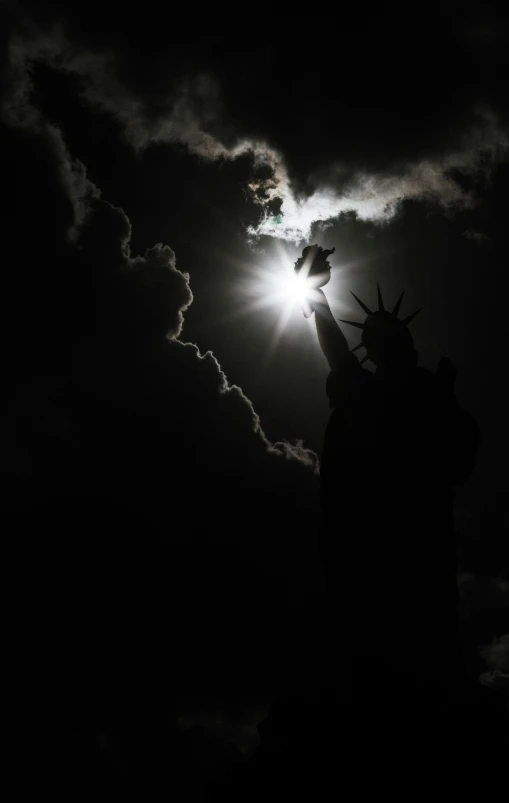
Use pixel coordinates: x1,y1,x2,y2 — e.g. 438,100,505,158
294,244,336,317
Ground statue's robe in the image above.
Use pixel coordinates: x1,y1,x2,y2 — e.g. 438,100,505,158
319,355,479,689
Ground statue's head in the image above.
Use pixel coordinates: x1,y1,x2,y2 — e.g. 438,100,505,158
340,285,421,371
362,310,417,369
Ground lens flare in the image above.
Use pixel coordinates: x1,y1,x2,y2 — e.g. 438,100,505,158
218,242,343,369
239,247,314,317
285,271,312,306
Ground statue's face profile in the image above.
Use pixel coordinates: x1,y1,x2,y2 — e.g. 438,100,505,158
362,312,416,369
366,339,417,369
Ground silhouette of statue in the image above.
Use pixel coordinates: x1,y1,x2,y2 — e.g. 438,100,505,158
299,246,480,699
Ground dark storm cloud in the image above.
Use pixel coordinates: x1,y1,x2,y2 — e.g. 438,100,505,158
5,3,509,242
73,197,320,486
1,8,322,723
463,228,492,246
480,633,509,674
479,634,509,710
78,200,194,340
458,568,509,607
0,8,319,506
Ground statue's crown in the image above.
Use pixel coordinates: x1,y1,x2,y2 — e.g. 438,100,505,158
340,284,422,364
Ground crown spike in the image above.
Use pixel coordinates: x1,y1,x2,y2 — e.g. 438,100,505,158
392,291,404,317
360,354,370,365
401,307,423,326
339,319,364,329
377,282,385,312
350,291,372,316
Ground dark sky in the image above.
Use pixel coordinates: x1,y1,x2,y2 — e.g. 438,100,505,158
1,1,508,792
9,2,508,489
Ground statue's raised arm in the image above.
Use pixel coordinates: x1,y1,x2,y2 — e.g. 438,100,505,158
294,244,350,373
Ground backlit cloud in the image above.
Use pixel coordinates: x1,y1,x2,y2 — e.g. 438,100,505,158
5,15,509,246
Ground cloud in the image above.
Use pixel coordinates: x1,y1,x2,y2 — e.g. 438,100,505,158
480,633,509,673
176,703,270,761
77,199,193,340
0,101,319,507
0,14,316,472
457,568,509,708
463,228,492,246
479,634,509,710
246,124,507,243
457,570,509,620
5,5,509,245
0,11,323,719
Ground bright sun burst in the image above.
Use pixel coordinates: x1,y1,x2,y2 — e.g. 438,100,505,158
284,270,311,307
231,242,330,366
246,242,323,312
227,242,342,369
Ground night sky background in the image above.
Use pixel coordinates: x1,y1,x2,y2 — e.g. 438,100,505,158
1,2,508,797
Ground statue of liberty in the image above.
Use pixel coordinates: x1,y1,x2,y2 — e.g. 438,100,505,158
296,245,480,698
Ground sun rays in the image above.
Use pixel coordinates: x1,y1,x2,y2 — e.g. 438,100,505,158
203,241,355,368
236,241,340,364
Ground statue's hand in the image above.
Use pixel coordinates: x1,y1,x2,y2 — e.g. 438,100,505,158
306,288,327,313
302,289,328,318
301,298,313,318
